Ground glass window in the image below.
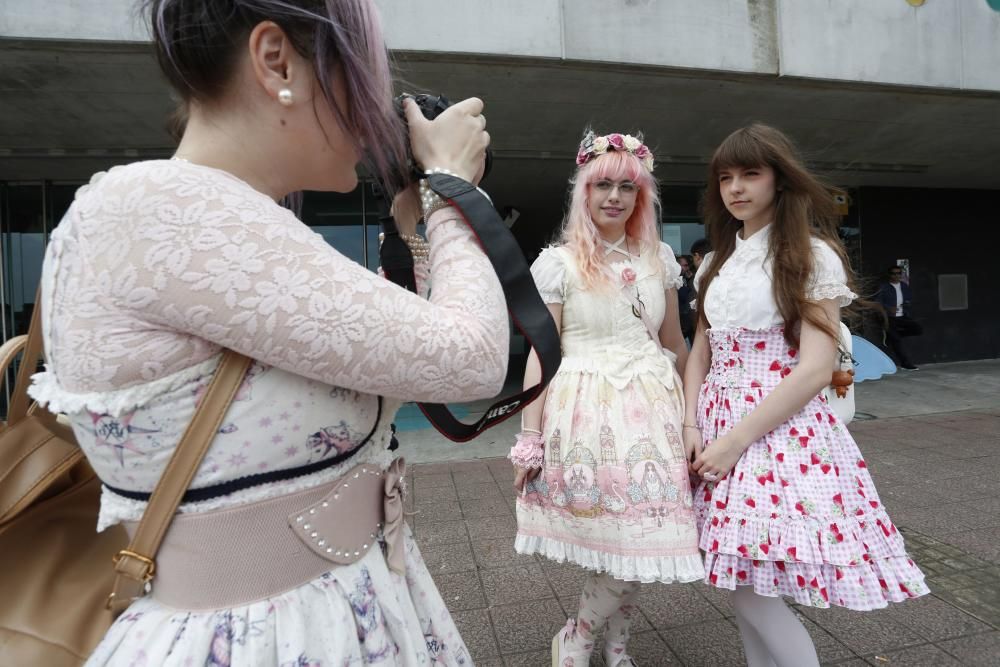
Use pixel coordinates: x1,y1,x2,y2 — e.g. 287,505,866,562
300,189,367,267
2,183,45,340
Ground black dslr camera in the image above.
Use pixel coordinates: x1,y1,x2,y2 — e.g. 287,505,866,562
392,93,493,189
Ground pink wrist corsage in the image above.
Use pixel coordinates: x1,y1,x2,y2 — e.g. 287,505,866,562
508,432,545,469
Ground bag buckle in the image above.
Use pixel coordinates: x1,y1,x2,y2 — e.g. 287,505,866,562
112,549,156,582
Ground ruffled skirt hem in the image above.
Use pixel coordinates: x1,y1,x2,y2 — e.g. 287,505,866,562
515,533,704,584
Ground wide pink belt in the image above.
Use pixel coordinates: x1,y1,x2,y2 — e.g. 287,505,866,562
124,458,406,611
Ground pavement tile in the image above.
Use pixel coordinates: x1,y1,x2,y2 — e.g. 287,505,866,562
937,631,1000,666
457,483,507,502
413,519,469,548
481,563,554,606
929,475,999,503
540,560,593,597
697,582,736,616
937,528,1000,564
419,541,477,575
863,643,962,666
461,496,514,519
409,499,463,524
619,631,682,664
490,599,568,655
875,594,993,643
432,571,488,611
502,650,551,666
472,537,537,570
887,504,979,540
448,460,493,474
413,484,460,504
799,605,924,655
796,612,857,663
638,581,724,629
661,618,745,666
451,608,500,662
410,463,455,477
412,472,456,489
467,514,519,541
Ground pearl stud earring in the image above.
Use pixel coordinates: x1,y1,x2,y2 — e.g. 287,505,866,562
278,88,294,106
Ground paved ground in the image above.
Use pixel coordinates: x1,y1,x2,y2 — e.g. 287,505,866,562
398,361,1000,665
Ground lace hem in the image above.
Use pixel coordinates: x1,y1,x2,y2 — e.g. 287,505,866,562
28,355,221,417
96,436,395,531
514,534,704,584
808,283,857,307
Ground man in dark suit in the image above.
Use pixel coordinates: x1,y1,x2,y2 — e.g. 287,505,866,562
877,265,923,370
676,254,695,343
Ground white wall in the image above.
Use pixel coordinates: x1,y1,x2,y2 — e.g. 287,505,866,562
3,0,998,92
0,0,147,42
778,0,1000,91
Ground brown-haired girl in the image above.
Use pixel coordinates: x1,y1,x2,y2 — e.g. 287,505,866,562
683,124,927,666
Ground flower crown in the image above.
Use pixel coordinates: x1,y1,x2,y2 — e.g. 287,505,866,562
576,130,654,172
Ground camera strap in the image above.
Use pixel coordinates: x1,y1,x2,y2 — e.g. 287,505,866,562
375,173,561,442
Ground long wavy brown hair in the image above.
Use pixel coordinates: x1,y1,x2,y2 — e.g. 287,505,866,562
696,124,856,348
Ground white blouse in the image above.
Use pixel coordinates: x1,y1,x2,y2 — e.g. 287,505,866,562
693,224,856,330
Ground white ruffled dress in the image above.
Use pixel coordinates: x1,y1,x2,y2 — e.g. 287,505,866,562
514,242,704,583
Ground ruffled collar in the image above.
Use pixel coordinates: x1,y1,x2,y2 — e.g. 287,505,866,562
735,223,772,251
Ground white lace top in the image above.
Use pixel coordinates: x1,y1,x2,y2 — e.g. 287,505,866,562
29,160,508,529
693,224,856,330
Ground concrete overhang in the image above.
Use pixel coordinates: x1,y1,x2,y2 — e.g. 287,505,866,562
1,38,999,223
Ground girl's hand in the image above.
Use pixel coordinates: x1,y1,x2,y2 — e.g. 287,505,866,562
404,97,489,184
691,433,746,482
683,425,704,474
513,466,541,494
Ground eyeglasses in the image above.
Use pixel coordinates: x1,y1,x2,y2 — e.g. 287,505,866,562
592,179,639,195
890,271,903,276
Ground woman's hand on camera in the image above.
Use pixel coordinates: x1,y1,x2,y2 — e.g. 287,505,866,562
404,97,489,185
390,184,421,237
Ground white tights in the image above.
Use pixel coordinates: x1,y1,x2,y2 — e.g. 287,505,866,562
567,572,641,664
731,586,820,667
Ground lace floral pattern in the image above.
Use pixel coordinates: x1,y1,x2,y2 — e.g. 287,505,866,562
41,160,508,403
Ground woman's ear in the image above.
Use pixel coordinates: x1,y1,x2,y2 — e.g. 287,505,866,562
247,21,302,105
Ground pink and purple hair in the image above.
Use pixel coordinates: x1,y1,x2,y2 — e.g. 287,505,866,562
144,0,407,192
557,142,662,290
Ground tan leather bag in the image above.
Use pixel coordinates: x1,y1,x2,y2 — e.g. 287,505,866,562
0,303,251,665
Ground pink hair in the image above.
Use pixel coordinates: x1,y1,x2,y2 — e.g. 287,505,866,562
556,149,662,290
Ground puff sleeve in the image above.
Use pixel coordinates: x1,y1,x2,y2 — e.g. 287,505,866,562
530,247,568,305
808,240,857,306
657,242,684,290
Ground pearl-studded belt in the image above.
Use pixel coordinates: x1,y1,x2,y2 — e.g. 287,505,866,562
123,458,407,611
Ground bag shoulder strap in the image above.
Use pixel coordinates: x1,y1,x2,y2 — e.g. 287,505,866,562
107,349,252,612
7,299,44,425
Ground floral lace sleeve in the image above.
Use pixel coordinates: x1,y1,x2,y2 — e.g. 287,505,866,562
807,240,857,306
45,161,508,403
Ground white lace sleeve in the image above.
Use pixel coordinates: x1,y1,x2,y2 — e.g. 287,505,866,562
808,240,857,306
46,162,508,403
657,242,684,290
530,247,567,305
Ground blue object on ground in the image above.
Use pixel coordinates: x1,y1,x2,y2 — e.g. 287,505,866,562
394,402,471,431
851,335,897,382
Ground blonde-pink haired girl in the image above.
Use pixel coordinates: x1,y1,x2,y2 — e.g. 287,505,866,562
509,130,703,666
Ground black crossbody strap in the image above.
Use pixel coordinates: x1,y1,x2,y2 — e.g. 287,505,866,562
376,175,561,441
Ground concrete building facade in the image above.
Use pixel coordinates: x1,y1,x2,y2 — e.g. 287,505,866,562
2,0,1000,371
